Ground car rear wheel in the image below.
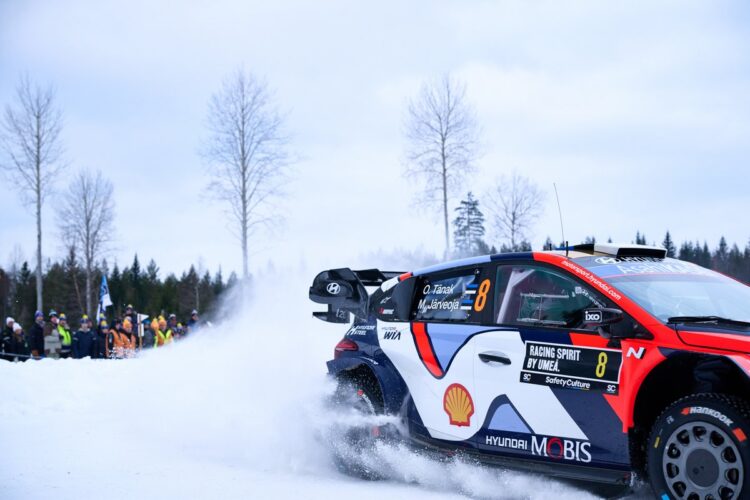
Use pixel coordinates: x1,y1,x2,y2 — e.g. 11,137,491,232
330,379,387,479
647,393,750,500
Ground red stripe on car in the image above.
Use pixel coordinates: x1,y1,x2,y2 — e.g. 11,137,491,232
411,322,444,378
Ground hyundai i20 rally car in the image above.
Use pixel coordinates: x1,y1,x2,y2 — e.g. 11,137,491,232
309,244,750,499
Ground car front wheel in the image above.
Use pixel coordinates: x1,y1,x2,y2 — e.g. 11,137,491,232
647,393,750,500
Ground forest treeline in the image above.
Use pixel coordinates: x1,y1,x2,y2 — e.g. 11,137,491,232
4,229,750,330
0,251,234,329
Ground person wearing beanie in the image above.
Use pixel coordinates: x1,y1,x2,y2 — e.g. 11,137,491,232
29,311,45,359
107,319,124,359
122,318,138,353
141,319,155,349
154,316,172,347
72,315,96,359
4,323,30,362
1,318,14,359
97,321,111,359
187,310,199,329
3,317,14,340
44,309,62,357
57,313,73,359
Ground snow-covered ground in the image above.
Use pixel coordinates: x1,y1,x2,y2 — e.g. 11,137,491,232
0,275,608,499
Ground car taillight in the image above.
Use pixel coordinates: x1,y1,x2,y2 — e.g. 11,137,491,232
334,338,358,359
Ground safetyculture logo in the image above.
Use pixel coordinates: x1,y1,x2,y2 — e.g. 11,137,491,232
444,383,474,427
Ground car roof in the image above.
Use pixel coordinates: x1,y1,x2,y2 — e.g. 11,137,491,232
411,244,667,277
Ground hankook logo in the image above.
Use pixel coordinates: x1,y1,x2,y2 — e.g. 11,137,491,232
326,282,341,295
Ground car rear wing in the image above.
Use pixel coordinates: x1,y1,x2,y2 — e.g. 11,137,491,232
309,268,403,323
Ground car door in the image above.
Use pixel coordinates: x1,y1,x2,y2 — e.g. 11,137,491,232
473,263,630,468
376,265,492,443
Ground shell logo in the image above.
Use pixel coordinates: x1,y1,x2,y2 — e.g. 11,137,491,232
443,383,474,427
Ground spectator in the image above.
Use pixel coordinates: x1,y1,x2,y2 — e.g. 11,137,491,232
45,309,62,358
1,319,14,361
124,304,136,326
174,322,184,341
122,318,139,351
1,318,14,358
5,323,30,362
3,317,14,339
187,310,199,331
94,314,109,359
72,315,96,359
141,319,155,349
57,313,73,359
29,311,45,359
97,321,111,359
154,316,172,347
108,319,136,359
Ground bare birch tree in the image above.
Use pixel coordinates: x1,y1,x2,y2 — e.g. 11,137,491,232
403,74,482,257
203,69,291,279
58,169,114,316
485,171,546,251
0,76,66,312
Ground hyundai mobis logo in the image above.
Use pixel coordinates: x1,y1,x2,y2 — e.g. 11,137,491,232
326,282,341,295
484,433,592,463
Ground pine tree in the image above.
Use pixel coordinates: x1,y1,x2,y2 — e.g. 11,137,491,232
662,231,676,258
452,192,487,257
714,237,729,273
678,241,694,262
109,264,122,317
543,236,554,251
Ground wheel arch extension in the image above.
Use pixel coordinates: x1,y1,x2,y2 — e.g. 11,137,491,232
328,356,410,415
629,352,750,472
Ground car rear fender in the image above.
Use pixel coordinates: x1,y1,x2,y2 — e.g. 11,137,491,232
327,355,410,415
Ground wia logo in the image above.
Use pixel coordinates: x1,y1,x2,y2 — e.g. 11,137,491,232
383,330,401,340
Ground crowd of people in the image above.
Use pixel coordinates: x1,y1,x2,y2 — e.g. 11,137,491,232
1,305,201,362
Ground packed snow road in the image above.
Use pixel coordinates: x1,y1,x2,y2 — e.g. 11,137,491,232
0,275,608,499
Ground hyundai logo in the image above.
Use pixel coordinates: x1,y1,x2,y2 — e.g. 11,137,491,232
326,282,341,295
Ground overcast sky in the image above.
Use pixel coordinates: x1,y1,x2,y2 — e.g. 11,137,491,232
2,0,749,278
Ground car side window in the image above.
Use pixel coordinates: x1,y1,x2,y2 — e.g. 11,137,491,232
494,265,606,329
412,268,484,323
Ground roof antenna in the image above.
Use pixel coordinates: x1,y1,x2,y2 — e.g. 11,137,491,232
553,183,567,256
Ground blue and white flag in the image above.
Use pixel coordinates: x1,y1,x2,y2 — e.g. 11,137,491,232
98,275,113,318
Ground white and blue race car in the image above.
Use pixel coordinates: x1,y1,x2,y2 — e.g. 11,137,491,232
310,244,750,499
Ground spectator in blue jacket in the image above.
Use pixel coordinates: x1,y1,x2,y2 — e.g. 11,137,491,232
72,315,96,359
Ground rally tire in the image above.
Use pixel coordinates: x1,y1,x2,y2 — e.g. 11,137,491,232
330,379,386,480
647,393,750,500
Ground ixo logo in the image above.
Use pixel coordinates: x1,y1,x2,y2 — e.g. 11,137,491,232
585,311,602,322
326,282,341,295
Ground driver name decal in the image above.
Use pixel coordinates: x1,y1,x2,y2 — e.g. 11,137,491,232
520,341,623,394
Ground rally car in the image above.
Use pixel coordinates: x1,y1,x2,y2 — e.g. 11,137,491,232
309,244,750,499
